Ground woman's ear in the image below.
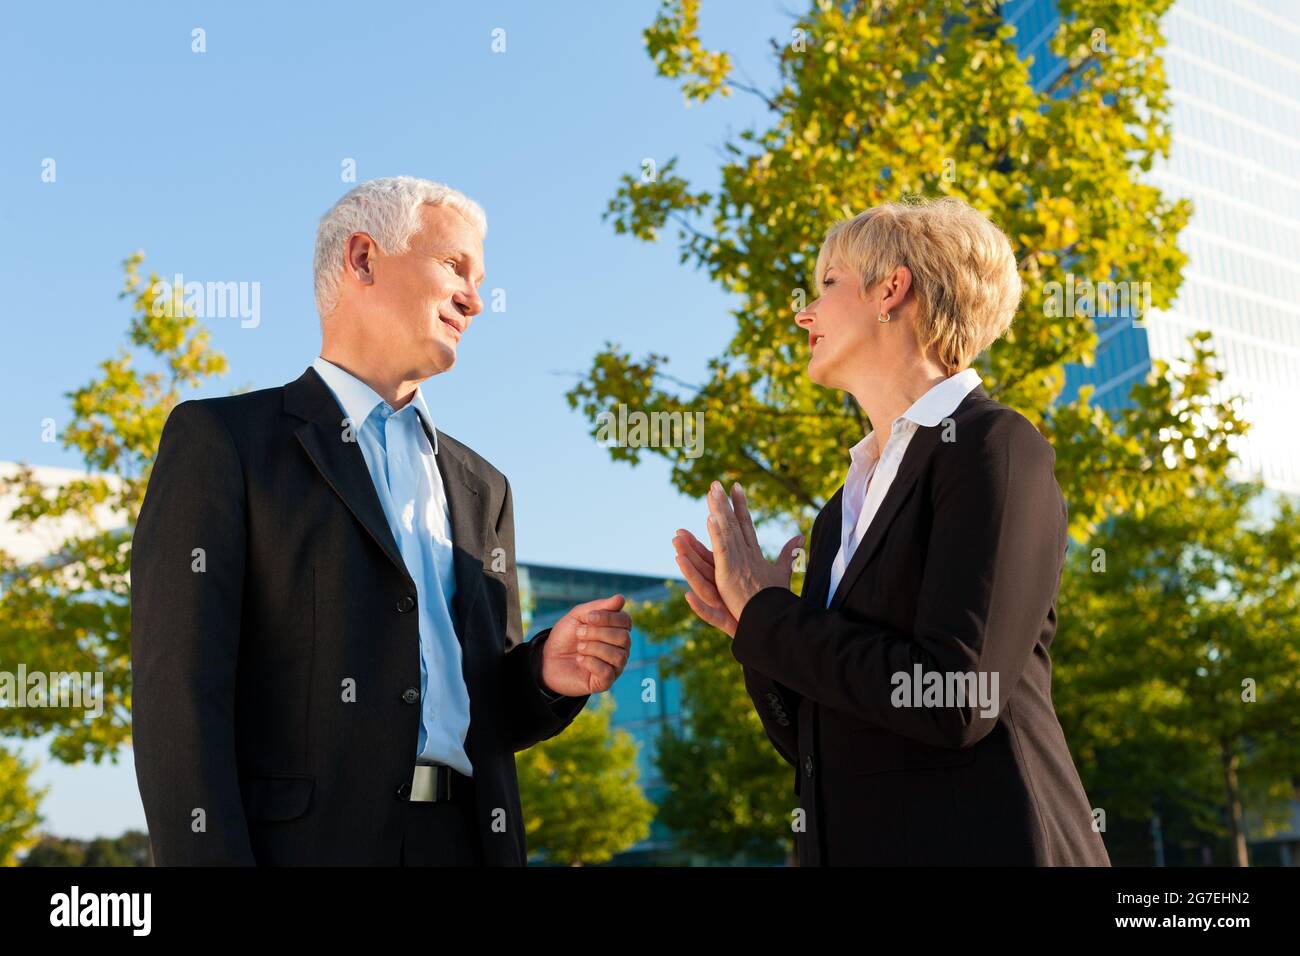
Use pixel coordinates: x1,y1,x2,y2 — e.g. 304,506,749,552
880,265,913,313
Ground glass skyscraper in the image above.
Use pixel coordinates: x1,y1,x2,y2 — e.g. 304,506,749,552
521,562,783,865
1005,0,1300,866
520,562,690,864
1005,0,1300,495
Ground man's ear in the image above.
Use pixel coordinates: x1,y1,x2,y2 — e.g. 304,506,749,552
345,232,377,287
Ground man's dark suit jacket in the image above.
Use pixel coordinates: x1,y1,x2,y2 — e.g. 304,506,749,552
734,385,1110,866
131,366,587,865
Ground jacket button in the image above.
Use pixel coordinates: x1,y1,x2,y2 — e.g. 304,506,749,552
804,755,814,778
396,782,411,800
396,594,416,613
401,687,419,705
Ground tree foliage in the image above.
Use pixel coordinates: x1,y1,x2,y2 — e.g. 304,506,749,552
1056,482,1300,864
0,253,227,763
0,746,46,866
516,695,657,865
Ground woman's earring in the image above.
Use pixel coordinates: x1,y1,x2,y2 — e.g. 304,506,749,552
877,311,891,323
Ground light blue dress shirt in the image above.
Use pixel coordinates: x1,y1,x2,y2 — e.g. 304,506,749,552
312,356,474,776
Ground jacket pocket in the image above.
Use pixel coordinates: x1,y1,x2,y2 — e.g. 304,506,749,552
827,722,979,775
893,745,977,772
244,773,315,822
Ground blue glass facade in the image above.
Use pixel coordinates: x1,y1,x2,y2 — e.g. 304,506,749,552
1005,0,1300,491
1007,0,1300,863
520,562,690,864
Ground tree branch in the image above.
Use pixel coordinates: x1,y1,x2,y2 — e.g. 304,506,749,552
736,444,822,512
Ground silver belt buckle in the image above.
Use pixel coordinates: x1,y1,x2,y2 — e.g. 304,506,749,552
411,764,449,802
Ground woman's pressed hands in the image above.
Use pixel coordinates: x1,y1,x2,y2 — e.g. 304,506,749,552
673,482,803,638
673,524,738,636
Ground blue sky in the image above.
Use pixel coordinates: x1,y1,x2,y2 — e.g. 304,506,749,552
1,1,801,839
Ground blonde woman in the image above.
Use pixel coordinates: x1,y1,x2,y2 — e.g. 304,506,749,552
673,197,1110,865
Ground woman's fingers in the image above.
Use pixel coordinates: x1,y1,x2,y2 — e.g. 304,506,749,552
684,589,736,637
705,512,725,561
672,538,711,582
706,483,738,559
674,529,730,608
675,528,715,569
730,483,760,549
777,533,805,576
674,550,725,608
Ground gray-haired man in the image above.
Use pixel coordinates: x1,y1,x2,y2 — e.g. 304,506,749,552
131,177,631,865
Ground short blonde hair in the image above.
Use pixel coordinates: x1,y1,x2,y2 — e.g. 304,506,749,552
814,197,1021,373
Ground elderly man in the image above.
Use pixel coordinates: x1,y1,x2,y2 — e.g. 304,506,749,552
131,176,631,866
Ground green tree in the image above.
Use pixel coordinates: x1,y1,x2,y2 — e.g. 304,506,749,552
17,835,86,867
20,829,152,867
1056,482,1300,866
516,695,656,865
566,0,1246,856
82,829,154,866
0,746,46,866
641,593,796,863
0,255,226,762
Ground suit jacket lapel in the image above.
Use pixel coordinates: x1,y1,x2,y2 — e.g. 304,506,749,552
826,424,942,611
430,438,491,643
287,366,494,645
803,486,843,607
287,369,413,590
823,385,988,610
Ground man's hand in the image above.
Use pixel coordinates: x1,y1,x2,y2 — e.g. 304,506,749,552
541,594,632,696
674,482,802,637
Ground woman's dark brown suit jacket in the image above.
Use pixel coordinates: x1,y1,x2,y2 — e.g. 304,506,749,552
733,385,1111,866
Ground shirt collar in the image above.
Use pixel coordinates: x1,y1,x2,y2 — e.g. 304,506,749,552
847,367,981,465
900,366,982,428
311,356,439,454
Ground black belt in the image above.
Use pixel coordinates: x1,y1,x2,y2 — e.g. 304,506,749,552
410,763,471,803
